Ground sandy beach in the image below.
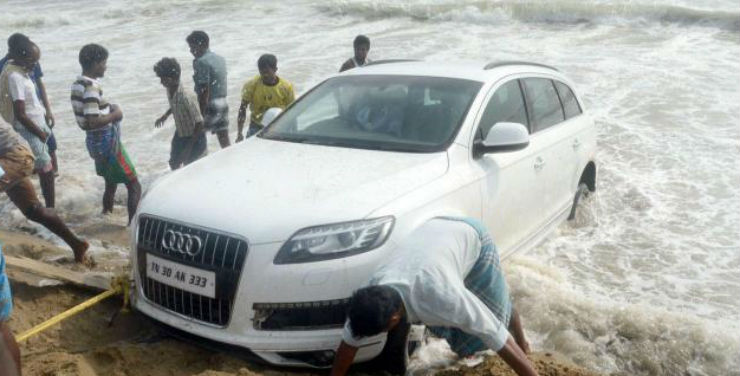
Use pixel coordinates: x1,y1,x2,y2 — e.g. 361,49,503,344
2,226,601,376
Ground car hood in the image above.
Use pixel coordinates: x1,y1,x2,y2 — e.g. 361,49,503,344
138,138,448,243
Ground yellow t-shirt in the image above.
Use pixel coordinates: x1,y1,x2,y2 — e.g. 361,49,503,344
241,75,295,123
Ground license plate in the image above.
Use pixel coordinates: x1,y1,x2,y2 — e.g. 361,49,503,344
146,254,216,299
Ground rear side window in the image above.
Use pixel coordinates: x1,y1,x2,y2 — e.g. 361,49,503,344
477,80,528,140
554,81,582,119
522,78,564,132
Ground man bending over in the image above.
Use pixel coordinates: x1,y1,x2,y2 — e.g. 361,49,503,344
330,217,537,376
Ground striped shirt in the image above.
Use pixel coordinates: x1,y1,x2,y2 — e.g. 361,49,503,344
168,84,203,137
70,75,110,131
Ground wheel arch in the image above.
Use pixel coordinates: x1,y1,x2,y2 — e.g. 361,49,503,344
580,161,597,192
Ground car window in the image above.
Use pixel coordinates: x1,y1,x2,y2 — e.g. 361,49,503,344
523,78,564,132
477,79,528,140
554,81,582,119
262,75,483,152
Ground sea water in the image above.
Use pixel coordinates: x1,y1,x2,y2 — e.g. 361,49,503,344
1,0,738,374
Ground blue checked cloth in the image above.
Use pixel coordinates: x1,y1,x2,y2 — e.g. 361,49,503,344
427,217,512,357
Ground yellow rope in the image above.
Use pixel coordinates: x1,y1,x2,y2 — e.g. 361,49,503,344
16,275,129,343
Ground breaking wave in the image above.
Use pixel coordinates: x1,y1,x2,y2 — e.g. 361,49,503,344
319,0,740,31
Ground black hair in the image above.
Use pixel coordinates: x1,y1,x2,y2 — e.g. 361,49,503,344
78,44,108,71
347,285,402,338
257,54,277,70
353,35,370,49
7,33,33,59
153,57,181,80
186,31,209,47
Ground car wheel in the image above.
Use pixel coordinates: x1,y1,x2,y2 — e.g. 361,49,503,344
568,182,597,227
372,323,424,374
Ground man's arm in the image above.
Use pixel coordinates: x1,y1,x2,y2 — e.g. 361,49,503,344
156,108,172,128
196,85,210,116
36,78,54,127
85,104,123,130
329,341,358,376
236,100,249,142
339,59,354,73
497,336,538,376
12,100,47,141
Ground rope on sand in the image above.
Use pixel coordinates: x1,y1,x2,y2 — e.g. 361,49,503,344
16,275,130,343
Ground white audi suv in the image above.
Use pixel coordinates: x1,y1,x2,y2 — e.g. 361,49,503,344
130,60,597,369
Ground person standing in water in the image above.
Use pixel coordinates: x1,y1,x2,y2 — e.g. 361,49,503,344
0,33,59,175
187,31,230,149
70,43,141,224
153,57,207,169
339,35,371,72
0,37,56,208
236,54,295,141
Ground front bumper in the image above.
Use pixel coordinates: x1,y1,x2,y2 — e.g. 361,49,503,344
131,217,392,367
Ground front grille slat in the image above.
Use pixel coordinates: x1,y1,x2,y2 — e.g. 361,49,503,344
137,215,248,327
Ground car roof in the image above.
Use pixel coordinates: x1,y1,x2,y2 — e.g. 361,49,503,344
338,60,563,83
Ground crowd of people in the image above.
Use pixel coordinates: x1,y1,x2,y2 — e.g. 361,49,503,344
0,30,541,376
0,31,373,260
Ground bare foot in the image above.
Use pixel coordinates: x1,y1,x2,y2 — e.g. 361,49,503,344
73,240,90,263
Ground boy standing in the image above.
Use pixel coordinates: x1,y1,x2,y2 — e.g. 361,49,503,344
70,44,141,223
339,35,371,72
0,38,56,208
187,31,230,148
236,54,295,141
154,57,207,170
0,33,58,174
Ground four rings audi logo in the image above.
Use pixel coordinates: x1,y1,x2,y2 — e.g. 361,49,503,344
162,230,203,256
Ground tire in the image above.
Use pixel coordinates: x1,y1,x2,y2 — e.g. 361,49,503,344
567,182,590,221
371,323,423,375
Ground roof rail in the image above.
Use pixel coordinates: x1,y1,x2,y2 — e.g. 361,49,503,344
483,61,559,71
364,59,420,67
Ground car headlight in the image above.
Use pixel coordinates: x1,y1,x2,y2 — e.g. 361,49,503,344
274,216,394,264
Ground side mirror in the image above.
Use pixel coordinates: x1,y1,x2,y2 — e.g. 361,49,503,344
473,122,529,158
261,107,283,127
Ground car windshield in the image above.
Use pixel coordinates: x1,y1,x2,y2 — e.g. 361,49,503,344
261,75,483,152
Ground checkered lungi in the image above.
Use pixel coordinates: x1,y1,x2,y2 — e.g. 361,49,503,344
427,217,513,357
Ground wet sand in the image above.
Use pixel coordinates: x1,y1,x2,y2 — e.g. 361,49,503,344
2,226,601,376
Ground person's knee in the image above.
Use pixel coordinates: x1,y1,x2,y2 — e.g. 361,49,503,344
21,204,44,222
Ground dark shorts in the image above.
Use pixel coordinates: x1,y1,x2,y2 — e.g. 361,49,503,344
47,131,57,153
170,133,207,168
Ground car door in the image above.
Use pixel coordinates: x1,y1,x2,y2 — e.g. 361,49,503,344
553,80,594,197
474,78,544,255
521,77,570,228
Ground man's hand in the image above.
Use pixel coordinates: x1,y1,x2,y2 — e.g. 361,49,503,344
36,129,49,143
110,104,123,122
330,341,358,376
155,115,167,128
45,112,55,128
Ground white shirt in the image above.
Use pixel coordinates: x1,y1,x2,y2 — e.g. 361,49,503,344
342,218,510,351
7,71,45,129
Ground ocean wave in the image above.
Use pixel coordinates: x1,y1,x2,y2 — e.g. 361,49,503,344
505,256,740,375
319,0,740,32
